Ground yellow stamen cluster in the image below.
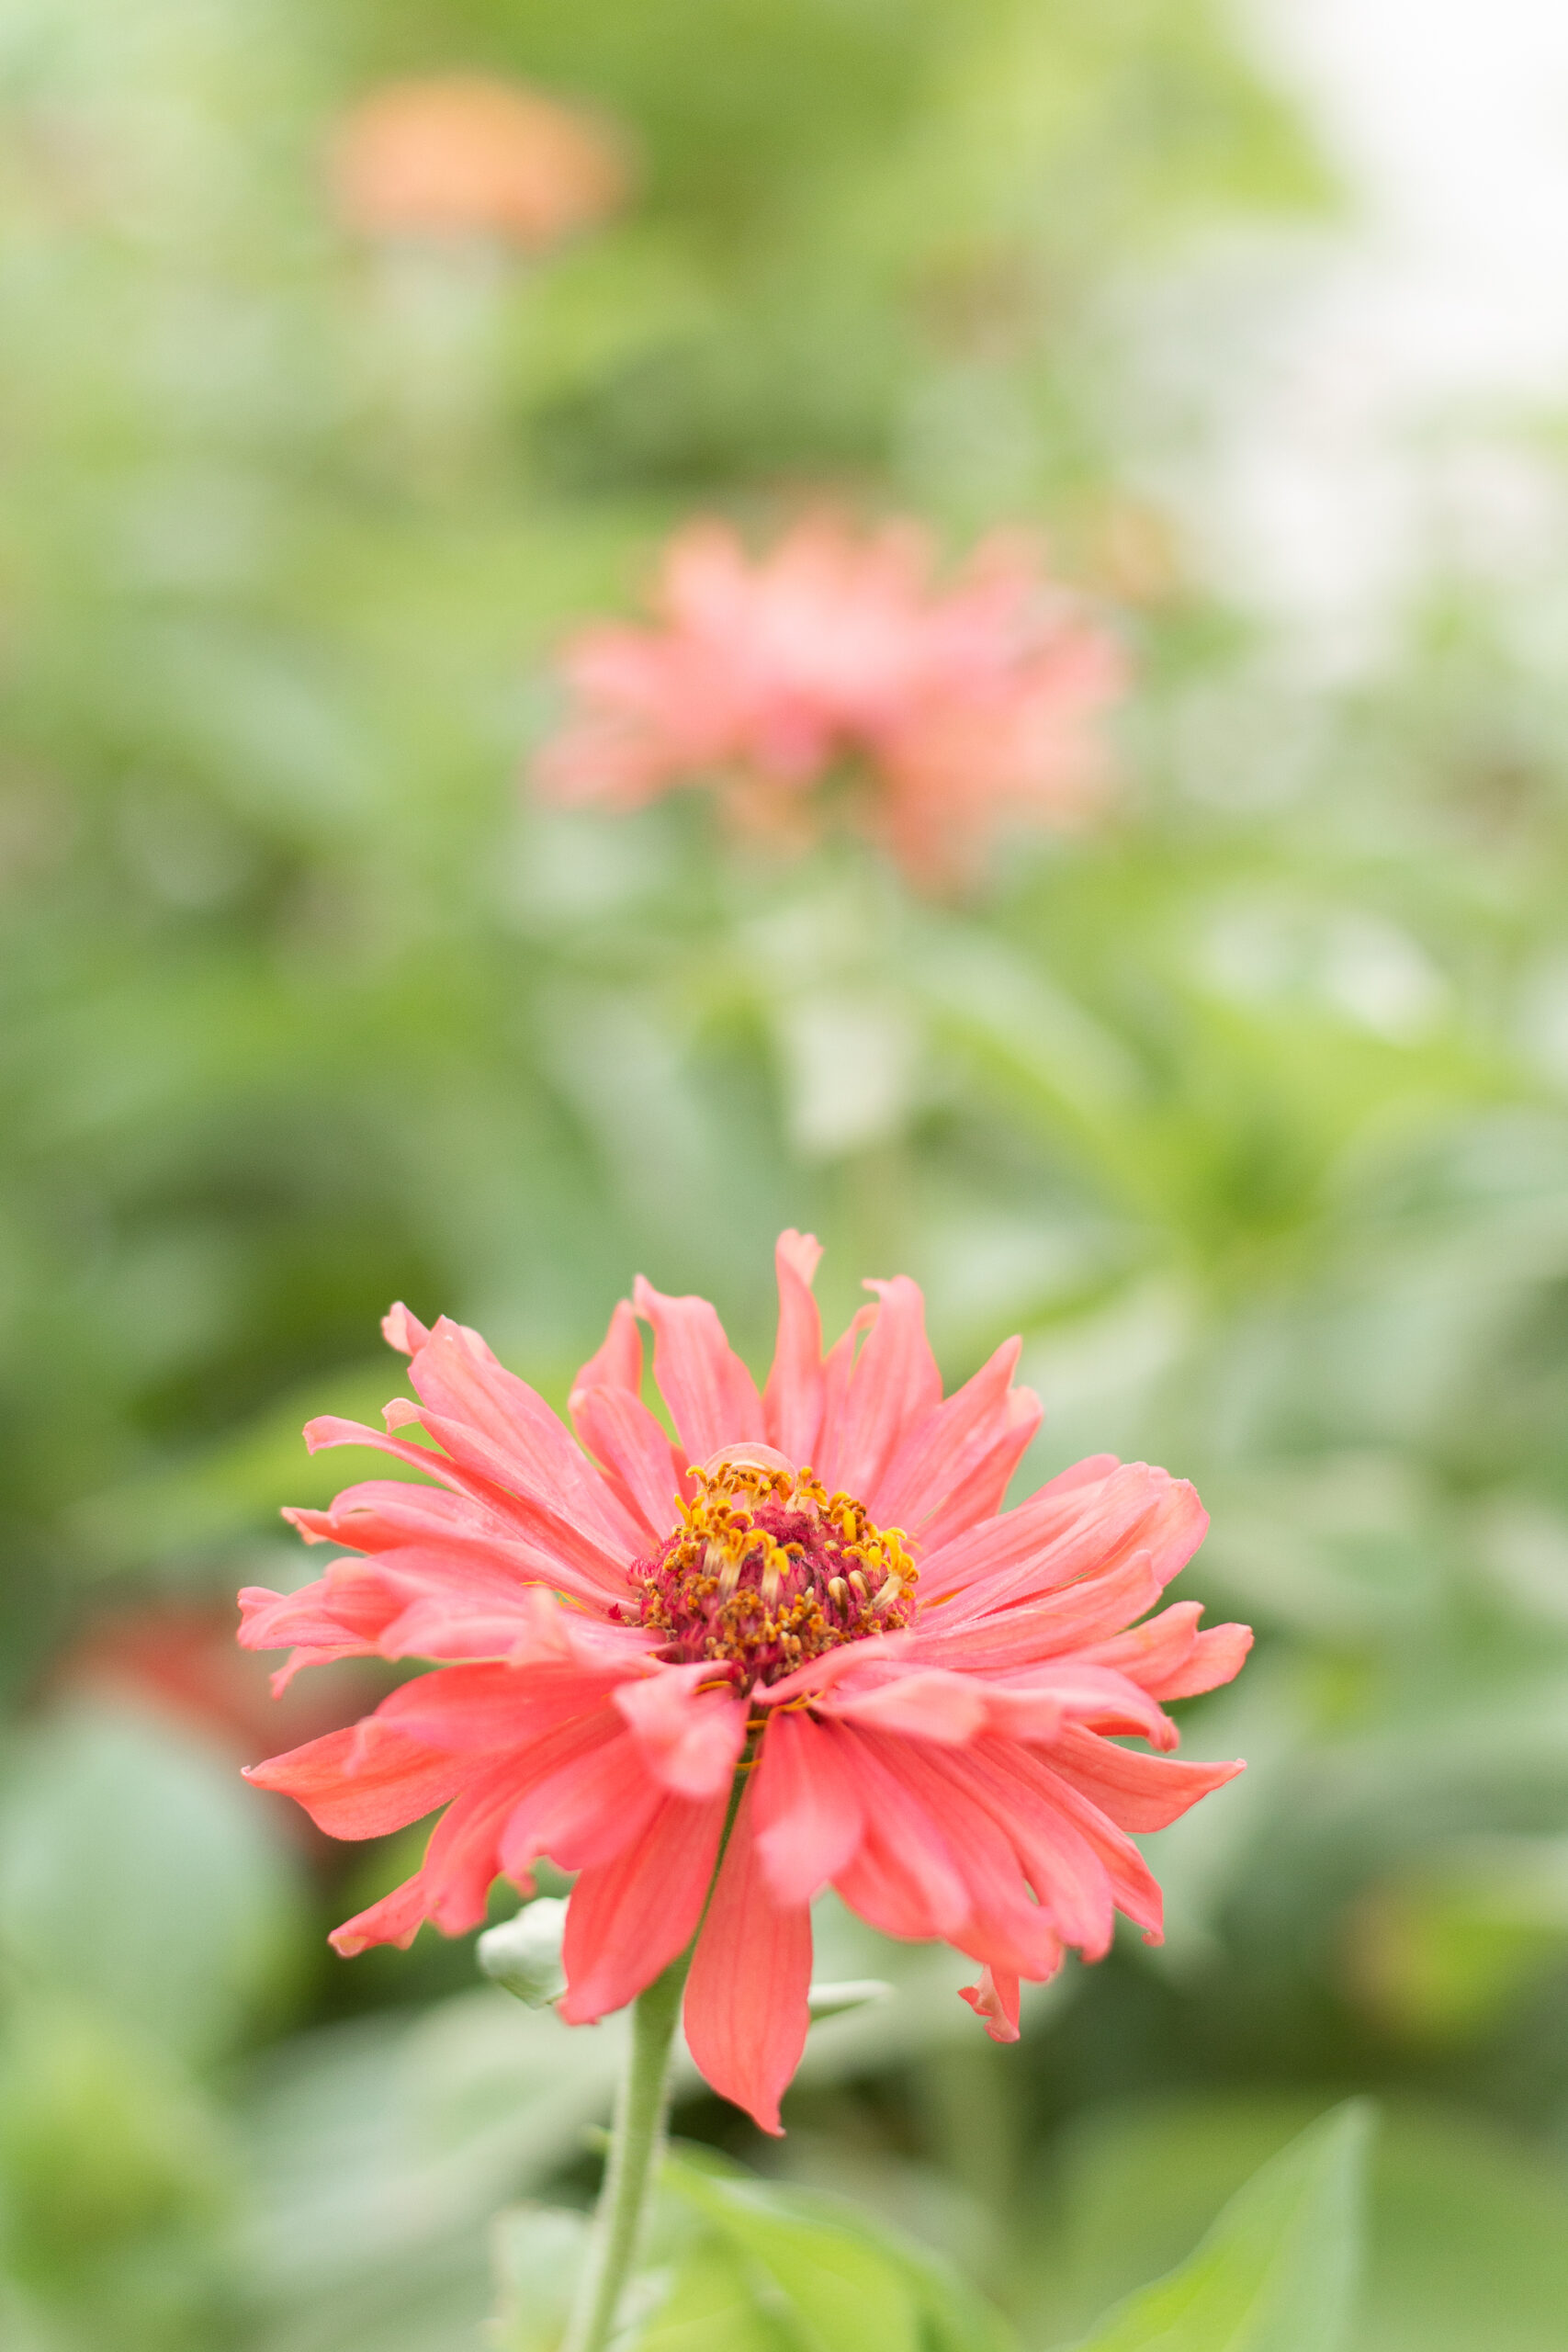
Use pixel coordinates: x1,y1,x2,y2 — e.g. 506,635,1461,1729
631,1460,917,1689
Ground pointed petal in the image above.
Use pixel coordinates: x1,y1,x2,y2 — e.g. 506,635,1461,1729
872,1338,1029,1531
575,1297,643,1396
383,1302,432,1355
238,1562,400,1678
1079,1605,1252,1701
1042,1723,1245,1832
329,1756,534,1955
557,1791,728,2024
243,1713,468,1839
684,1779,812,2134
869,1734,1111,1962
632,1276,767,1461
950,1740,1160,1950
911,1385,1043,1555
920,1463,1203,1618
398,1315,644,1556
1157,1621,1251,1700
329,1876,430,1955
570,1382,689,1543
762,1229,826,1466
817,1276,942,1504
914,1550,1166,1673
947,1746,1121,1956
299,1419,630,1611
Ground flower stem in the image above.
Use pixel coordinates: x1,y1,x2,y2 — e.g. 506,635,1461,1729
559,1951,691,2352
561,1763,751,2352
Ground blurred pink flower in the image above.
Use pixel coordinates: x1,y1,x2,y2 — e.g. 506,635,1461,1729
240,1231,1247,2134
535,514,1128,887
329,74,631,252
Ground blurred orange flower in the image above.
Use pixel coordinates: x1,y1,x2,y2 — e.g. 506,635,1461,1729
535,514,1127,888
330,74,631,251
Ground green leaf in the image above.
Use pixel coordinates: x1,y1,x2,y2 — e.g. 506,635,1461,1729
0,1702,308,2063
1070,2103,1374,2352
661,2147,1016,2352
666,2163,920,2352
637,2241,799,2352
489,2204,590,2352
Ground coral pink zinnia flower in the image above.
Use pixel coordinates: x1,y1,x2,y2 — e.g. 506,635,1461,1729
534,515,1127,888
240,1234,1248,2133
330,74,630,252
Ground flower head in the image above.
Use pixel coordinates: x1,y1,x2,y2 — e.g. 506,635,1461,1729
241,1235,1248,2133
534,515,1127,888
330,74,630,252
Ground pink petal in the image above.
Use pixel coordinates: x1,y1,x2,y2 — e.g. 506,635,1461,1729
243,1713,469,1839
972,1741,1163,1945
284,1484,638,1625
406,1318,638,1556
872,1337,1028,1532
855,1736,1065,1975
301,1418,630,1610
1079,1605,1252,1701
329,1755,533,1955
328,1876,429,1955
501,1722,669,1875
829,1728,970,1939
684,1778,813,2134
762,1229,826,1467
751,1708,866,1904
911,1386,1043,1555
920,1462,1201,1619
613,1668,748,1798
751,1624,918,1710
575,1297,643,1396
1043,1723,1245,1832
959,1966,1021,2042
286,1476,512,1553
365,1659,590,1750
570,1382,689,1543
632,1276,767,1461
557,1790,729,2024
238,1561,400,1673
915,1453,1136,1598
390,1391,639,1568
938,1744,1120,1958
433,1556,650,1667
828,1668,991,1745
914,1551,1166,1674
1158,1621,1253,1701
382,1302,432,1355
817,1276,942,1504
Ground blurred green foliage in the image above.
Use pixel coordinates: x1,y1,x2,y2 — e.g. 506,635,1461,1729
2,0,1567,2345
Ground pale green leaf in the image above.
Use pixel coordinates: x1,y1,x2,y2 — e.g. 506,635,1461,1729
1071,2103,1373,2352
488,2204,589,2352
662,2148,1016,2352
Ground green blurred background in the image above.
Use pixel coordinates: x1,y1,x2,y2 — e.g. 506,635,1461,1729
4,1,1568,2345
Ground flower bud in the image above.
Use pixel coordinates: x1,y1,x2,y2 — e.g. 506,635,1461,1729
477,1897,568,2007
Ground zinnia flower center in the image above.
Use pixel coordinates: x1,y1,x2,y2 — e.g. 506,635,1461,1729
627,1453,916,1690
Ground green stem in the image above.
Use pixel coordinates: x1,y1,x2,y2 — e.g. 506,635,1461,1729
561,1951,691,2352
561,1759,752,2352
